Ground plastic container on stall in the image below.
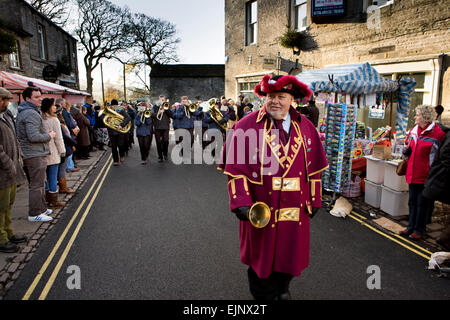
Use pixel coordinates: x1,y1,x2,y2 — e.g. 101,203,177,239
365,155,385,184
380,185,409,217
364,179,382,208
383,160,409,192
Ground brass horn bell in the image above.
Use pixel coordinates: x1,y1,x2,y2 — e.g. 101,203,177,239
248,202,271,228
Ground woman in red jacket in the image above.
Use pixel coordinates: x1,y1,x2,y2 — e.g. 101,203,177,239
400,105,446,240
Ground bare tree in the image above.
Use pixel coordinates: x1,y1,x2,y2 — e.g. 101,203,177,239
124,13,180,69
75,0,130,94
26,0,70,26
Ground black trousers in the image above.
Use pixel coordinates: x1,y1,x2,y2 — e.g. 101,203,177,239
155,129,169,159
110,134,127,163
247,267,293,300
137,135,152,161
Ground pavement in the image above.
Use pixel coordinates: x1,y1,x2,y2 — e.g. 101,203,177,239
0,149,107,296
1,142,449,297
343,194,450,249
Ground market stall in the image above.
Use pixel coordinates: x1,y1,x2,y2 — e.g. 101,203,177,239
0,71,90,116
296,62,416,212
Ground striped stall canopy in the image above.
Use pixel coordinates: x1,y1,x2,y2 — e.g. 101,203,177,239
0,71,89,96
296,62,416,138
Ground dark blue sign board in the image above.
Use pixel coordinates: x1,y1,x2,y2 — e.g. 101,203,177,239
311,0,346,17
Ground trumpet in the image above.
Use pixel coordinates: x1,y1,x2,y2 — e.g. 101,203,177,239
140,109,152,123
157,102,170,120
184,103,198,118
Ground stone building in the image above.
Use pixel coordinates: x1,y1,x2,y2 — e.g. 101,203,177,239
150,64,225,104
225,0,450,126
0,0,79,89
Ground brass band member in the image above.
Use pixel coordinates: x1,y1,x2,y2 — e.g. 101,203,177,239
152,95,172,162
104,99,131,166
135,103,153,165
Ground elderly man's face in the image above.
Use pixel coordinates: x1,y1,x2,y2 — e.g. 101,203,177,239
266,92,293,120
0,98,12,112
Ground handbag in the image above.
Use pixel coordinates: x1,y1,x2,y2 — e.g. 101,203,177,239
396,158,408,176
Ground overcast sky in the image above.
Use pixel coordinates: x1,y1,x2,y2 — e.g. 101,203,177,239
77,0,225,99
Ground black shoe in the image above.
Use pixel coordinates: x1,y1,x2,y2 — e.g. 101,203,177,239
158,158,164,163
9,234,27,244
164,156,168,161
0,242,19,253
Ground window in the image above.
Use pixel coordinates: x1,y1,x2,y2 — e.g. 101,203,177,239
9,40,20,69
363,0,394,12
37,24,47,60
64,40,72,68
246,1,258,45
294,0,307,30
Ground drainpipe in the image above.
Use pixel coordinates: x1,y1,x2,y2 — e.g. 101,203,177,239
437,54,446,105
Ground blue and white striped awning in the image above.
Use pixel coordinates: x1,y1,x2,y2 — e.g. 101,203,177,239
296,62,399,95
296,62,416,139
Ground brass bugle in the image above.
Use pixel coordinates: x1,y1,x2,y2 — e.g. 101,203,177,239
248,202,271,228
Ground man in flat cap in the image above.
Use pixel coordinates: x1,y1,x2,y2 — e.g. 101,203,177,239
218,74,328,300
0,88,27,252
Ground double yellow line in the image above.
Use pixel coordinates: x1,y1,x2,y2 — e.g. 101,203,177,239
347,211,433,260
22,154,113,300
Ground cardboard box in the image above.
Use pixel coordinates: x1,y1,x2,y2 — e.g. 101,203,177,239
372,144,392,160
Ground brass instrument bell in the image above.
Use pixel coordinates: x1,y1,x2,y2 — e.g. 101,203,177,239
248,202,271,228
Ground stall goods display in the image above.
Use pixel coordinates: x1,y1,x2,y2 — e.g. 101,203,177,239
321,103,357,193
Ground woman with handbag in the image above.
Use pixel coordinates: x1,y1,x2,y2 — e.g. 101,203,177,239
399,105,446,240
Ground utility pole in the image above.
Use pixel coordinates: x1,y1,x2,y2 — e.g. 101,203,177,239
123,63,127,102
101,63,105,106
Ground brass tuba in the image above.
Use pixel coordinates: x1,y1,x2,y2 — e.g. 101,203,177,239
99,105,131,134
248,202,271,228
209,98,227,131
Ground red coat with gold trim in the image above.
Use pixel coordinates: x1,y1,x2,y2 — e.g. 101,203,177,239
218,106,328,279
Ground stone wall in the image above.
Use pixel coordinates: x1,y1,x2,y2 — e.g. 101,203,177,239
225,0,450,114
0,0,79,88
150,77,225,104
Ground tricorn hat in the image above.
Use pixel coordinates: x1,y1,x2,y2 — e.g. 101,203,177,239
254,74,312,100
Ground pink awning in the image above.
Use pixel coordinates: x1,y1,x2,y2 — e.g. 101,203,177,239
0,71,90,96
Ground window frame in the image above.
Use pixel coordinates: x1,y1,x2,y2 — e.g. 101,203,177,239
245,0,258,46
9,40,21,69
37,24,47,60
294,0,308,31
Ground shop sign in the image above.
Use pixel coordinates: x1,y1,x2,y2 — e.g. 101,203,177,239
262,57,277,69
368,105,386,119
311,0,346,17
42,65,58,83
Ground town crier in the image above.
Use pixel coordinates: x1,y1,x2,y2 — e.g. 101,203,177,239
218,74,328,300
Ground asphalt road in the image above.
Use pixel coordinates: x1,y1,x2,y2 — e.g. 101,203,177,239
5,139,450,300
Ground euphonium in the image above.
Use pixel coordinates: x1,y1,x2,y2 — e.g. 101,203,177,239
209,102,227,131
247,202,271,228
99,105,131,134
